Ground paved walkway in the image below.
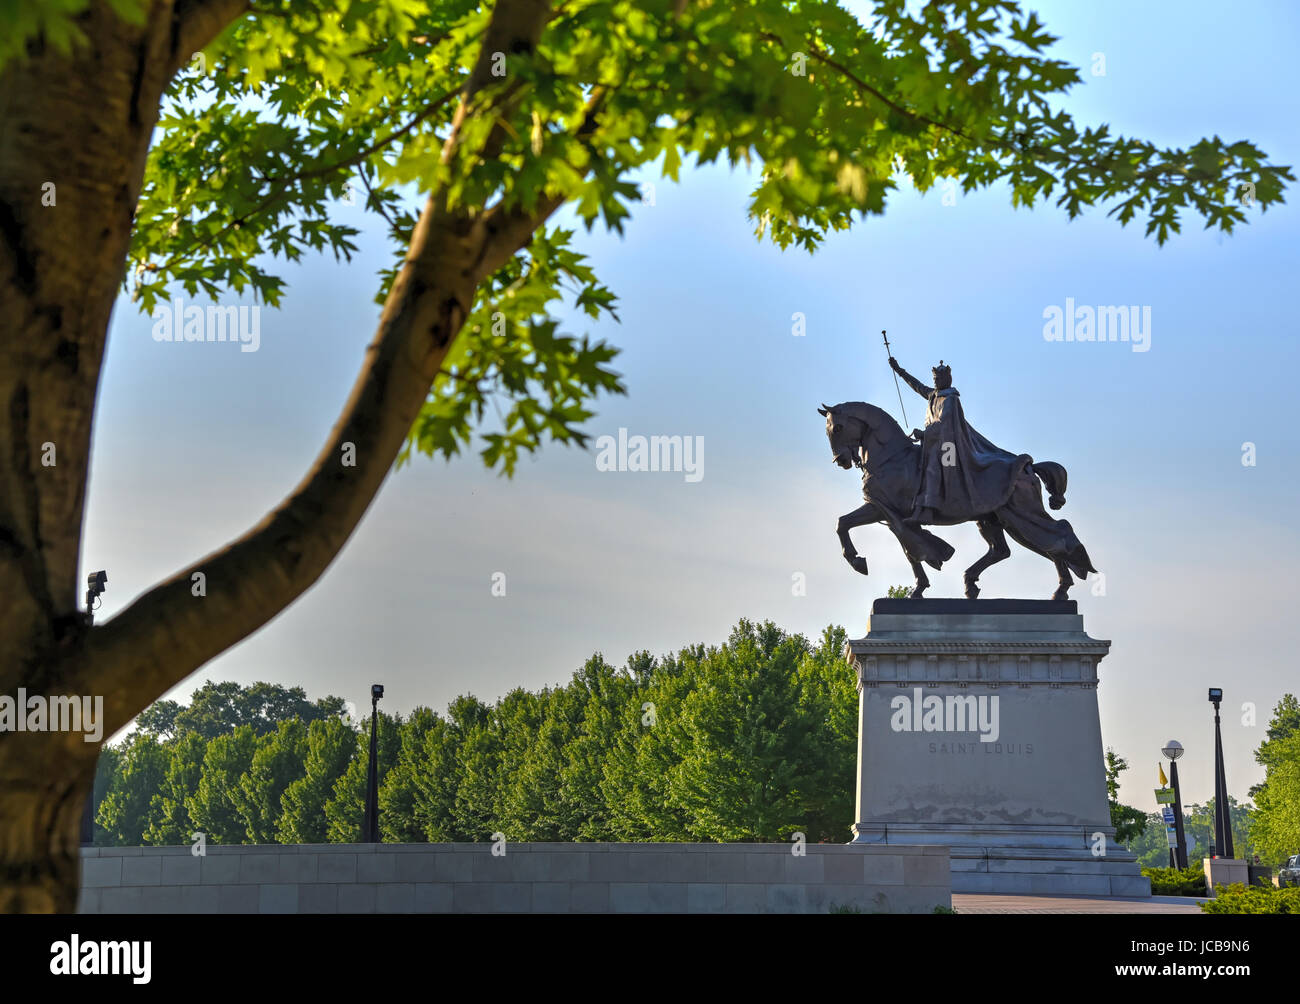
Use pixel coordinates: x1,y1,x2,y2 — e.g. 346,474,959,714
953,893,1206,914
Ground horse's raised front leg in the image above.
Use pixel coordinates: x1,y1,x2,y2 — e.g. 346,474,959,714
964,518,1011,599
837,502,880,576
1052,558,1074,601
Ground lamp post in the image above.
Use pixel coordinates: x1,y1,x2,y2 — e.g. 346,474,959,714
1208,688,1234,859
362,684,383,843
1162,740,1188,869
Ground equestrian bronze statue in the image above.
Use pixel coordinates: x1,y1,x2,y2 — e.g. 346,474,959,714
819,356,1096,600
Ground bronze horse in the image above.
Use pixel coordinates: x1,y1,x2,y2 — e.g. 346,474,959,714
819,401,1097,599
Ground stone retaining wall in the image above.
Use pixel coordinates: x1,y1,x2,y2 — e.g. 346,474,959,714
77,842,950,914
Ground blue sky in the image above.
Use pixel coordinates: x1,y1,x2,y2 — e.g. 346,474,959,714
84,0,1299,811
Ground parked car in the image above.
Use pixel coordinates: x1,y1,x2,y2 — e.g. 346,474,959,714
1278,855,1300,887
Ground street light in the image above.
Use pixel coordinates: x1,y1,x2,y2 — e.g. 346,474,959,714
362,684,383,843
1208,688,1234,859
1162,740,1189,869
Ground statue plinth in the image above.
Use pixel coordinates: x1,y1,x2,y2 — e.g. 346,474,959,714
845,598,1150,897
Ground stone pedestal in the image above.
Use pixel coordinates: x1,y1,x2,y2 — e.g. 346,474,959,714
1204,858,1249,894
845,598,1150,897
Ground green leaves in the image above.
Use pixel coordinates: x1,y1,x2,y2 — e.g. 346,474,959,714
112,0,1289,475
401,226,625,476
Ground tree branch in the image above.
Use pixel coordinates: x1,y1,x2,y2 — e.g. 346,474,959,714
83,0,562,736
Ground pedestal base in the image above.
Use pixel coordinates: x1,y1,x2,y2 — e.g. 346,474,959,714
845,598,1150,898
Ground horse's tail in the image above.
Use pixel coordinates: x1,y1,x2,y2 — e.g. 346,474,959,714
1031,461,1068,511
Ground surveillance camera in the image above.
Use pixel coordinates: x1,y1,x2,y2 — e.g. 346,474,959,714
371,684,384,699
87,570,107,590
1208,688,1223,703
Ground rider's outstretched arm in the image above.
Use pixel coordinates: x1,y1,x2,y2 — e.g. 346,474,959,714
890,360,932,399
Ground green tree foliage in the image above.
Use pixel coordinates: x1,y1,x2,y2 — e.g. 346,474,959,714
278,718,358,844
95,733,168,846
413,695,491,841
1105,749,1148,845
24,0,1286,476
379,706,439,842
144,731,206,845
134,700,183,741
188,725,259,845
1249,725,1300,866
172,680,346,740
234,719,309,842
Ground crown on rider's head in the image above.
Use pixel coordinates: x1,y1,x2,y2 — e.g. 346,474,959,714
932,360,951,378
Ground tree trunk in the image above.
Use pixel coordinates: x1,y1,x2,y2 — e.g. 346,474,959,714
0,730,99,912
0,0,560,912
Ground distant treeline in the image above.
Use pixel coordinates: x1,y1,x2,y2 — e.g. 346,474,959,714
91,621,859,846
91,621,1299,863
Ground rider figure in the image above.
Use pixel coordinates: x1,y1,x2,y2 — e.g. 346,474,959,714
889,355,956,527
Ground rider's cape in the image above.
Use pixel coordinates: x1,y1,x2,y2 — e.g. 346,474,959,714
914,388,1031,522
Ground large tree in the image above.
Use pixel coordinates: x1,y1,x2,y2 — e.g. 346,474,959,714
0,0,1288,911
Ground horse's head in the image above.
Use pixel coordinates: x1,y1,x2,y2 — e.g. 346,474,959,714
820,401,910,471
818,403,865,470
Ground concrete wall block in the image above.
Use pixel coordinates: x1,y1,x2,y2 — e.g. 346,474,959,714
259,884,299,914
216,885,259,913
81,857,123,888
863,853,906,886
299,884,339,914
902,854,949,886
433,852,473,883
822,852,866,884
531,882,571,913
200,854,240,885
237,853,281,884
589,852,631,882
783,854,824,883
472,851,518,882
609,882,651,913
392,853,438,883
414,883,453,913
723,884,767,914
489,883,533,913
120,856,162,886
278,853,318,884
178,885,222,914
766,884,808,913
706,854,750,884
375,883,416,913
451,882,493,914
138,886,183,912
99,886,143,914
160,855,201,885
337,883,378,913
569,882,610,913
357,853,397,884
686,883,725,912
317,853,358,884
742,853,786,884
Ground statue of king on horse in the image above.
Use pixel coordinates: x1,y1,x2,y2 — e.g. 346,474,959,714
819,354,1097,600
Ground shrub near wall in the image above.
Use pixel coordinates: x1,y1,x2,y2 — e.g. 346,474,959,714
1200,884,1300,914
1140,866,1207,896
